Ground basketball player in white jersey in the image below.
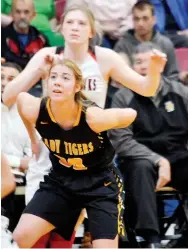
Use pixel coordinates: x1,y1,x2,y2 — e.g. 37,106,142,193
2,4,166,248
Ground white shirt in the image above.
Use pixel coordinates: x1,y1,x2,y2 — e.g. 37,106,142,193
1,103,32,167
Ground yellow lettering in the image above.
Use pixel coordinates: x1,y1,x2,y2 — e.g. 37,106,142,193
68,143,73,155
82,144,89,154
72,143,78,155
44,138,50,149
55,140,60,153
68,158,87,170
77,144,83,155
88,142,94,152
64,142,69,154
50,140,56,152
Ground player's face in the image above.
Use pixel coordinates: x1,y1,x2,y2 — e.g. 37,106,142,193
48,64,80,102
1,67,20,94
133,51,152,76
61,10,92,45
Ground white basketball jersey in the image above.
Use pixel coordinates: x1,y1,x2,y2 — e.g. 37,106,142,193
55,47,107,108
80,53,107,108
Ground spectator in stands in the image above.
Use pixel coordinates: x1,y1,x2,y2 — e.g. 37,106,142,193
114,0,179,81
1,0,49,96
151,0,188,48
1,0,49,69
108,42,188,248
1,62,32,174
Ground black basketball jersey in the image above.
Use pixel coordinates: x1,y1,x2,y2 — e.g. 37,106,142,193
35,98,115,171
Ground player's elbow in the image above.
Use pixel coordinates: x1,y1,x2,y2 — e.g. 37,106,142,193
123,108,137,127
144,88,157,97
128,108,137,124
2,88,14,108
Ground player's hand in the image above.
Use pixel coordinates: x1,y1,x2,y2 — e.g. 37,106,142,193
150,49,167,74
20,156,31,172
39,54,63,79
156,158,171,190
31,140,41,160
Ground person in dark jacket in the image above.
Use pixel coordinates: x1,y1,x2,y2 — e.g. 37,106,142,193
108,42,188,248
114,0,179,81
1,0,49,96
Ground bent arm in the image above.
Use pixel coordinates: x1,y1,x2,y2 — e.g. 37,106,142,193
98,47,166,97
17,92,40,144
2,47,55,108
86,106,137,133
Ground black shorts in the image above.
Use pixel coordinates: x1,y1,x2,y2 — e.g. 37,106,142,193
24,164,125,240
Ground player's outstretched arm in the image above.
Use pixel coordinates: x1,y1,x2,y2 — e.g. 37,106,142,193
86,106,137,133
2,47,55,108
97,46,167,97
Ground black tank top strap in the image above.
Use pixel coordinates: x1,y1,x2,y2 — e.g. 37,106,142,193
36,97,51,127
56,46,65,55
88,45,96,60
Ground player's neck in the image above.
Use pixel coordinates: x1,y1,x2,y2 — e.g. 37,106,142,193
63,42,89,65
50,99,79,129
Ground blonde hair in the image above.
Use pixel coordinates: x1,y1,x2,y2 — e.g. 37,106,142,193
12,0,35,11
49,59,88,105
61,4,96,38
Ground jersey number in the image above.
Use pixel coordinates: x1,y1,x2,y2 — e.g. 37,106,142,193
54,154,88,170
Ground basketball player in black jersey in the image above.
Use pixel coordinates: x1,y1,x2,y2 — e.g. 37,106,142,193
13,57,137,248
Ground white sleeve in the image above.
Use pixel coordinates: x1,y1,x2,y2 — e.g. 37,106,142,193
25,141,52,205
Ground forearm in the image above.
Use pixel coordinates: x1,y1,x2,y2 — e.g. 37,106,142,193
3,68,43,107
87,107,137,133
24,121,38,144
144,63,161,96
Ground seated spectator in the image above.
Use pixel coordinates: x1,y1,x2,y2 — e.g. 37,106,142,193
108,42,188,248
1,62,32,174
1,0,64,47
1,0,49,96
66,0,137,48
1,0,49,68
114,0,179,81
151,0,188,48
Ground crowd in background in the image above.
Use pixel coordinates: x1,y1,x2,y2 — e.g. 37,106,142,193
1,0,188,248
